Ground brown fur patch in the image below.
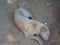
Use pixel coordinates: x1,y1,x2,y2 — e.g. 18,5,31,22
30,22,38,29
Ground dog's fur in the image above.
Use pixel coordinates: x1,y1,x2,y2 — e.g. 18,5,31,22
14,7,50,45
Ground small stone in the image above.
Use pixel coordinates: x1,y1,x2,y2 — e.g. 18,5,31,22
46,2,52,6
58,31,60,35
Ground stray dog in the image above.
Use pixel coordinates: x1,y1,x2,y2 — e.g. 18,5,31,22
14,2,50,45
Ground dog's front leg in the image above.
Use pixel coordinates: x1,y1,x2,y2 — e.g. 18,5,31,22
25,34,44,45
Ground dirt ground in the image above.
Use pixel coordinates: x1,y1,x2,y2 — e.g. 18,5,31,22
0,0,60,45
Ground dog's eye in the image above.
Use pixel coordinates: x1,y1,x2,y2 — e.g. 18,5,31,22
33,34,37,36
28,17,32,19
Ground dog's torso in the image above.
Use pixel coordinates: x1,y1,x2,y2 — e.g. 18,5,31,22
14,13,44,35
14,8,50,44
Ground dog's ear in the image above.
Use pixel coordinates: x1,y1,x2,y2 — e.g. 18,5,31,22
39,27,50,41
40,27,47,35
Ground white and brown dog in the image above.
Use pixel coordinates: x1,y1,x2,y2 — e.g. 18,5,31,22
14,2,50,45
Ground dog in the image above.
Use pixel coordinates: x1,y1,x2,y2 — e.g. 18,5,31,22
14,2,50,45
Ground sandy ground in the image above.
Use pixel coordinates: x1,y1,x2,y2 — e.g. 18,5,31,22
0,0,60,45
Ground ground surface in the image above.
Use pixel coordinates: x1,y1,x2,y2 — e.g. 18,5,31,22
0,0,60,45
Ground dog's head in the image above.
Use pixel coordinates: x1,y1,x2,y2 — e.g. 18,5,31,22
39,26,50,41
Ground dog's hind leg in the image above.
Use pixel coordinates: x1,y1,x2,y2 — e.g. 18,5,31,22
19,8,33,19
18,2,33,19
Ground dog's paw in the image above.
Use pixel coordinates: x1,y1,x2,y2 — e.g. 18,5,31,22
44,23,47,25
